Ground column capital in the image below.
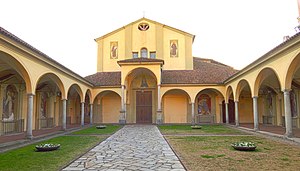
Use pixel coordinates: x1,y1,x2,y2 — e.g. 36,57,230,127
27,93,35,96
234,100,239,103
283,89,291,93
252,96,258,99
81,102,85,104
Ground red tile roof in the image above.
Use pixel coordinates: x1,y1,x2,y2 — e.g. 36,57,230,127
162,58,237,84
85,57,238,86
85,72,121,86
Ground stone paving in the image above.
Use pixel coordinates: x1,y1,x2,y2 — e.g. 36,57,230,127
63,125,186,171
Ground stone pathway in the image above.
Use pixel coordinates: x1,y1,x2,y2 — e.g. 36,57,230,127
63,125,185,171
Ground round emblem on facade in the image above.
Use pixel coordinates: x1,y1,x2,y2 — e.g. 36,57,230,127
138,23,149,31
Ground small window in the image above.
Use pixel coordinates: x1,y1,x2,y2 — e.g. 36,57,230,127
141,48,148,58
132,52,138,58
150,52,156,59
138,23,150,31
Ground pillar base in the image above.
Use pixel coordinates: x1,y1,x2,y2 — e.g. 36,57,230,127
284,132,293,138
254,127,259,132
156,110,163,125
119,120,126,124
119,110,126,125
26,134,33,140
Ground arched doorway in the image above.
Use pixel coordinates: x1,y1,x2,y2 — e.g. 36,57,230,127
0,52,31,135
255,68,281,128
162,89,190,123
223,86,235,124
194,89,224,124
93,91,121,124
236,80,253,126
84,90,92,124
35,73,64,130
125,68,157,124
67,84,83,128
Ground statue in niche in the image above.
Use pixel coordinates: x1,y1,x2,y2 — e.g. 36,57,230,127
40,93,47,118
110,42,118,59
266,90,273,116
170,40,178,57
3,85,17,121
198,94,211,115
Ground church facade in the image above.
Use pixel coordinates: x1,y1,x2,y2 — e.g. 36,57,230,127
0,17,300,139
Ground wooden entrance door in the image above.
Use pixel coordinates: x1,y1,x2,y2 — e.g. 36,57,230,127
136,91,152,123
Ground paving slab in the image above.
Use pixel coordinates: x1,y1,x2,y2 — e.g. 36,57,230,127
63,125,185,171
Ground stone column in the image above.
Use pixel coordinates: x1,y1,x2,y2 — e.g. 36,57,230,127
26,93,34,139
90,104,93,125
253,96,259,131
119,85,126,124
62,99,67,131
225,102,229,124
156,84,162,124
283,90,293,137
81,102,84,127
191,102,195,125
234,101,239,127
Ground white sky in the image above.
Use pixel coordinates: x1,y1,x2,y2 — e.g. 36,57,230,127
1,0,298,77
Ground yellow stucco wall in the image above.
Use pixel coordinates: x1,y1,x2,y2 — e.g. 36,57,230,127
163,94,188,123
238,97,253,123
102,93,120,123
95,18,194,72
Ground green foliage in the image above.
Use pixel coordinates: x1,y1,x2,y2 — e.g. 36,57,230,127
0,136,101,171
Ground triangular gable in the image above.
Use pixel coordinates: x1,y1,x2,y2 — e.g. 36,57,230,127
94,17,195,42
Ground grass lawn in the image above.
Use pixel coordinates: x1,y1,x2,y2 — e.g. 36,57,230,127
159,125,245,135
0,135,103,171
71,125,122,135
166,136,300,171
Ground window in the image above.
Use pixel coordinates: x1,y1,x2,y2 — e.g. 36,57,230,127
150,52,156,59
141,48,148,58
138,23,149,31
132,52,138,58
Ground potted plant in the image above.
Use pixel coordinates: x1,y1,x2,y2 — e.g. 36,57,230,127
35,143,60,152
96,125,107,129
231,142,256,151
191,125,202,129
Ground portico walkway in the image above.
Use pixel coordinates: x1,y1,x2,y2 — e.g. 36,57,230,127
63,125,185,171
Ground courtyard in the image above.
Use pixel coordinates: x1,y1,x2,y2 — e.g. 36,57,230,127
0,124,300,171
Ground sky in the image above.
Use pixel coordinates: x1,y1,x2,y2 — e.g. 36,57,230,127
0,0,299,77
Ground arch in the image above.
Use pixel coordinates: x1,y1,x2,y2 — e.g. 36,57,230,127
161,88,191,103
125,67,158,87
254,67,281,96
0,51,32,93
92,90,121,104
34,72,66,99
225,86,234,102
194,88,224,103
162,88,191,123
85,89,92,103
93,90,122,124
67,84,83,101
235,79,252,100
285,53,300,90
